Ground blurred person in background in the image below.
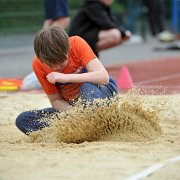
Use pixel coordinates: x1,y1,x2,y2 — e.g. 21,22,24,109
43,0,70,28
68,0,131,57
21,0,70,90
124,0,143,43
145,0,175,42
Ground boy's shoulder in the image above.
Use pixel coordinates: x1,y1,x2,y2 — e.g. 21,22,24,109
70,35,83,42
69,36,84,54
69,36,96,62
69,36,86,47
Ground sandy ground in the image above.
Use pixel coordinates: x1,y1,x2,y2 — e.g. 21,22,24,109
0,92,180,180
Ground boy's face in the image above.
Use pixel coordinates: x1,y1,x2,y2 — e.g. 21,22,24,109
47,59,68,72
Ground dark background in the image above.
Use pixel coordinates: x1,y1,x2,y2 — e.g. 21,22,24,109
0,0,176,34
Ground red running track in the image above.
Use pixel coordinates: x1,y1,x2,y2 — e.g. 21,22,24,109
106,56,180,94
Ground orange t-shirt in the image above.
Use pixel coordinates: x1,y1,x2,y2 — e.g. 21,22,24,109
32,36,96,101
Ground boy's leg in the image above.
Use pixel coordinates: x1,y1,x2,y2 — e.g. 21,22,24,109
80,77,118,106
16,108,57,135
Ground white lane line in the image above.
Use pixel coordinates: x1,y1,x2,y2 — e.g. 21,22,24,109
169,156,180,162
135,73,180,85
126,164,164,180
126,155,180,180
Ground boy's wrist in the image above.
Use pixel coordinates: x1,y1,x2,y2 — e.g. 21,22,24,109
56,73,71,83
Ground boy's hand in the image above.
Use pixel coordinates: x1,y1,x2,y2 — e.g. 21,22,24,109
46,72,68,84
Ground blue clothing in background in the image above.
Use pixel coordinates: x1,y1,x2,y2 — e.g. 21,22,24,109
44,0,69,20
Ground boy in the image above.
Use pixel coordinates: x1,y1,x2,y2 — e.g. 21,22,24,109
16,26,118,135
68,0,131,56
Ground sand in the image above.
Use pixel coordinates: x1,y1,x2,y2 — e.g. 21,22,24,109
0,92,180,180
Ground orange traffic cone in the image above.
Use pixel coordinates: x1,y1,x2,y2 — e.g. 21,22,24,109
117,66,134,90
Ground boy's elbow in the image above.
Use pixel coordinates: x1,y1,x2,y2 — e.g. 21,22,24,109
105,76,109,85
102,72,109,85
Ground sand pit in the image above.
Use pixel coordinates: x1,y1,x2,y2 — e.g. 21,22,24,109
0,92,180,180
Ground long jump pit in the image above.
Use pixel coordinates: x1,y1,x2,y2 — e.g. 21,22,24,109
0,56,180,180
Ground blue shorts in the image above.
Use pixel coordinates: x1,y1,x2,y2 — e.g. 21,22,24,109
44,0,69,20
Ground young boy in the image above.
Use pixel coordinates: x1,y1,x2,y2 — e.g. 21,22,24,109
68,0,131,56
16,26,118,135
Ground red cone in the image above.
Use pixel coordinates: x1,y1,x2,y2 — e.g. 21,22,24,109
117,66,134,90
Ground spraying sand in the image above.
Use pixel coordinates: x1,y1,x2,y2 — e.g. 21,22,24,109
0,91,180,180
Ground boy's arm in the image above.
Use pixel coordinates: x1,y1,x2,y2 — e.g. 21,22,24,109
47,92,72,111
46,58,109,85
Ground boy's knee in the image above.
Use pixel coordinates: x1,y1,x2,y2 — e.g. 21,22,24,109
80,82,93,92
15,111,30,134
16,112,25,127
